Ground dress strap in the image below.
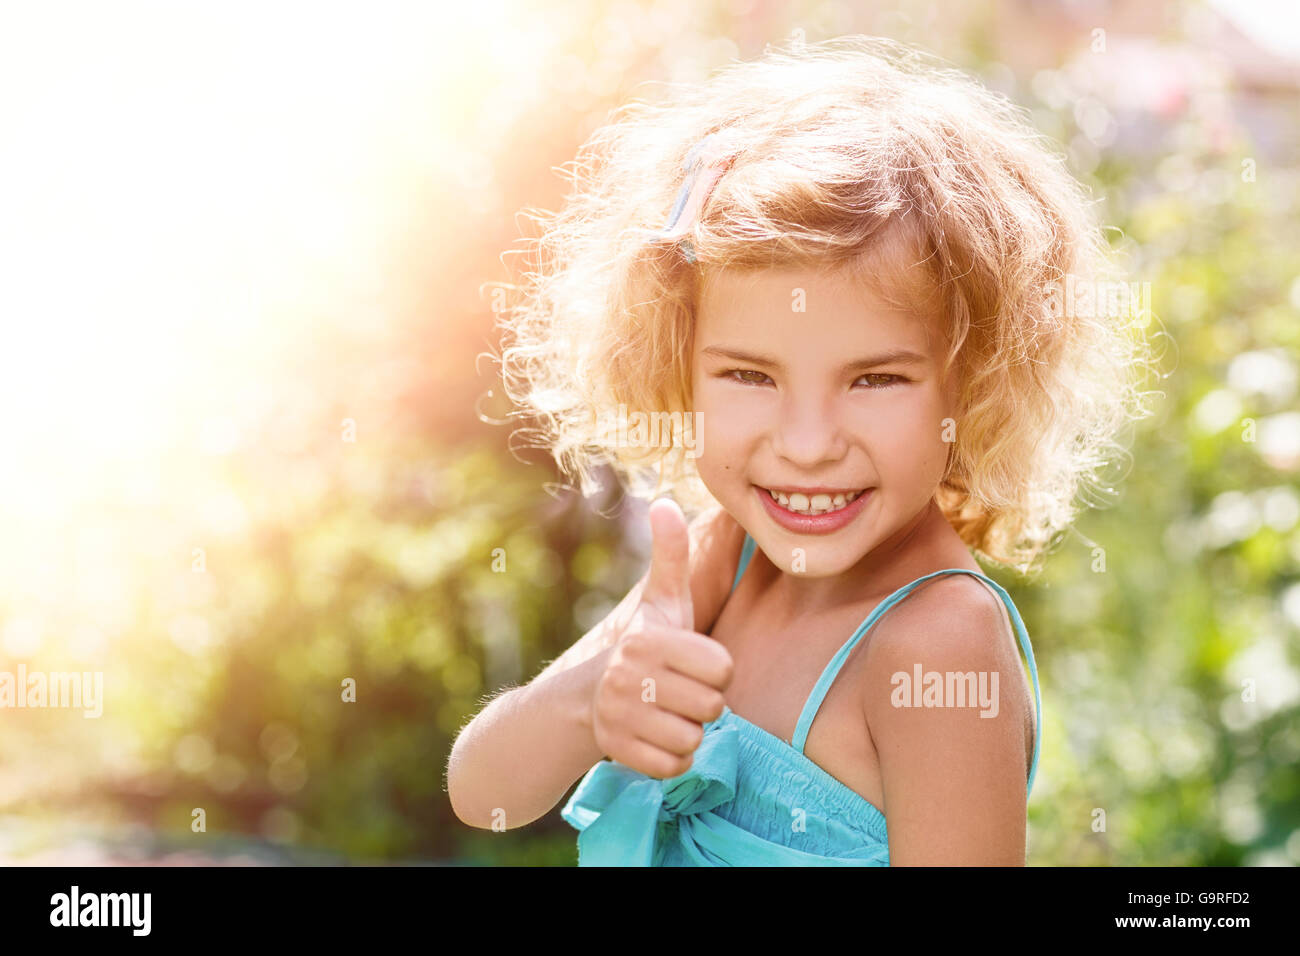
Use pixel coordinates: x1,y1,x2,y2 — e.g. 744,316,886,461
730,532,757,594
791,567,1043,797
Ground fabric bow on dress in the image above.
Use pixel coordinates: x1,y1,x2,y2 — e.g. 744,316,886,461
561,716,891,866
562,720,741,866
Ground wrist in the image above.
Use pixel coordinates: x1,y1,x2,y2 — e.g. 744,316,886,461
573,645,610,733
564,644,613,763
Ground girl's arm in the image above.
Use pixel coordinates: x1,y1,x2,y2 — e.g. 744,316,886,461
445,505,744,830
860,576,1035,865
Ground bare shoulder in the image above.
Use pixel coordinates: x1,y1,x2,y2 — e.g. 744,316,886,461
686,505,747,636
857,572,1032,865
859,571,1028,716
863,572,1013,666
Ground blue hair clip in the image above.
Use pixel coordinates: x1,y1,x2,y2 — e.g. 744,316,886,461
659,132,735,263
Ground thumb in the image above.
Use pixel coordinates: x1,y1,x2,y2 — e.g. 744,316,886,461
642,497,695,632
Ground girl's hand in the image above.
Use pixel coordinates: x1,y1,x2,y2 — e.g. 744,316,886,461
589,498,735,779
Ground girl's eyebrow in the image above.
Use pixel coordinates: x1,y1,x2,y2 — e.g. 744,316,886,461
700,345,928,373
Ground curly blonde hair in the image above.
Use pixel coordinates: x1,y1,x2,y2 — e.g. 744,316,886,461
490,35,1157,575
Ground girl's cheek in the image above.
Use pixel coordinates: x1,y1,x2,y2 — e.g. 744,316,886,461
863,397,946,459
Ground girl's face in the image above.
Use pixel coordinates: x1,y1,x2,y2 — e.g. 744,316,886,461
691,262,957,578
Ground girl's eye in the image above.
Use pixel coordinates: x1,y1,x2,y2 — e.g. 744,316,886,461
854,373,905,389
724,369,772,387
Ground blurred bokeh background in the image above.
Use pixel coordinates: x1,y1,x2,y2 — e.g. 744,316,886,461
0,0,1297,865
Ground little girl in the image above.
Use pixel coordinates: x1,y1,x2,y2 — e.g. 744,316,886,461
449,35,1151,865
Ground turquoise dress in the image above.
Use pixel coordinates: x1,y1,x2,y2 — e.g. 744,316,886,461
561,532,1043,866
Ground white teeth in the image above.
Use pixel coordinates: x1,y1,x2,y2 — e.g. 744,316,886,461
762,487,865,515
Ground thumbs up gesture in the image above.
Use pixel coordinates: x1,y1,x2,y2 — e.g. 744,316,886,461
590,498,735,779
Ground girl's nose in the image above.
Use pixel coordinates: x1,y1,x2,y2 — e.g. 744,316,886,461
769,393,848,468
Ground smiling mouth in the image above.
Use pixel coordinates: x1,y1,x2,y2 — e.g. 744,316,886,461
757,486,868,516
